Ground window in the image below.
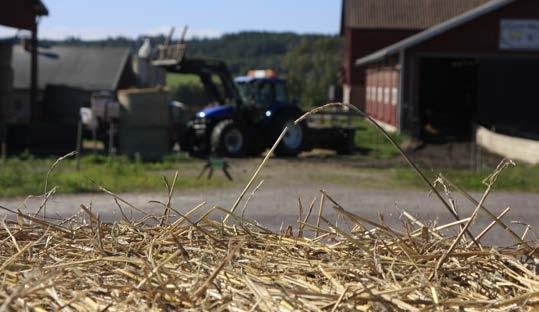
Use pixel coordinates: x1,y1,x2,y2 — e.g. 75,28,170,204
274,82,288,103
392,88,398,106
258,82,273,108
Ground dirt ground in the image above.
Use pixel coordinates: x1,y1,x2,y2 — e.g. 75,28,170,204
1,153,537,247
300,141,503,169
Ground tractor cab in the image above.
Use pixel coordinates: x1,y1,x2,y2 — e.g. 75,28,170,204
234,70,296,122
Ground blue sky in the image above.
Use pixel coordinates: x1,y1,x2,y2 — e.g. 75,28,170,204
0,0,342,40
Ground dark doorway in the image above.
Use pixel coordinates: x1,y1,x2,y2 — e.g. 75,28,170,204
477,59,539,140
418,58,478,142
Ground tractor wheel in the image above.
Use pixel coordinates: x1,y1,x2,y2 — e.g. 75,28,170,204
273,116,304,157
211,120,247,157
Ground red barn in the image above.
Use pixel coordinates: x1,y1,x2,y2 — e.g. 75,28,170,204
340,0,489,112
344,0,539,163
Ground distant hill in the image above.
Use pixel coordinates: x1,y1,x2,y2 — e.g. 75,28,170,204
41,32,343,108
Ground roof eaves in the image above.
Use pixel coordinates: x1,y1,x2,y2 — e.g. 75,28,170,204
111,48,131,90
354,0,515,67
340,0,346,36
34,0,49,16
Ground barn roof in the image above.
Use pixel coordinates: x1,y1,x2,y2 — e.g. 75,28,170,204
12,45,131,91
341,0,491,32
354,0,515,67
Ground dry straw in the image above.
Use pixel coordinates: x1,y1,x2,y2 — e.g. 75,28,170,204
0,103,537,311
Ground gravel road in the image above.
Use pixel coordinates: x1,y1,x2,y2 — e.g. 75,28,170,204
1,157,537,247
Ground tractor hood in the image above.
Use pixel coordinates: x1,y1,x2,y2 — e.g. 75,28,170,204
196,104,234,119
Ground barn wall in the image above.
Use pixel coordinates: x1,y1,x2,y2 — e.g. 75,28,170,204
343,27,419,109
404,0,539,139
409,0,539,56
365,60,400,128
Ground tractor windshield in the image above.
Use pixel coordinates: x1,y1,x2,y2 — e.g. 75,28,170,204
236,80,288,108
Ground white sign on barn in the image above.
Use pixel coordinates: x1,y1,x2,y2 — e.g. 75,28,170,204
499,19,539,50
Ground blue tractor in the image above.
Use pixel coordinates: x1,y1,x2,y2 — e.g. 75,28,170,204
153,45,356,157
184,70,307,157
182,69,356,157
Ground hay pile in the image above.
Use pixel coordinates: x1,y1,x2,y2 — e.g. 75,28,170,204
0,190,537,311
1,104,538,311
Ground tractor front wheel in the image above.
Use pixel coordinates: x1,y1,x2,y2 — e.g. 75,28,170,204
211,120,247,157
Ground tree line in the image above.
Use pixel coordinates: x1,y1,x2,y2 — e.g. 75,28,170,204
43,32,343,108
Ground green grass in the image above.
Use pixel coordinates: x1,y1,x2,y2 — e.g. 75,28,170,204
354,118,410,159
430,164,539,192
312,164,539,193
166,73,203,89
1,149,536,198
348,118,538,192
0,154,237,197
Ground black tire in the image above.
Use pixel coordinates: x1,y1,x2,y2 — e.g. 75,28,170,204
273,115,304,157
211,120,247,157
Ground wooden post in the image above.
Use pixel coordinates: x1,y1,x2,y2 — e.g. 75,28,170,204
1,124,6,164
92,127,97,156
75,120,82,171
477,143,483,172
471,140,477,171
30,24,38,122
108,122,115,161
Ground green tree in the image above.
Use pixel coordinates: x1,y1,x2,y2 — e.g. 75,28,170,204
282,36,342,109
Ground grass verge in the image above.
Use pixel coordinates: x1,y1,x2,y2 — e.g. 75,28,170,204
0,154,237,197
354,117,410,159
312,163,539,192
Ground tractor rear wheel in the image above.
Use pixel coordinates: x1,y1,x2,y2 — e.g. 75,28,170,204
273,116,304,157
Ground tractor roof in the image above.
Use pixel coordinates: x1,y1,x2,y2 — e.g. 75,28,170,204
234,76,286,84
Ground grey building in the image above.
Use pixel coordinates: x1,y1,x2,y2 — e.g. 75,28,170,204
9,45,135,125
6,45,136,153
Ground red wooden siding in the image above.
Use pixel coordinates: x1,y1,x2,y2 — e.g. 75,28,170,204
365,64,400,127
